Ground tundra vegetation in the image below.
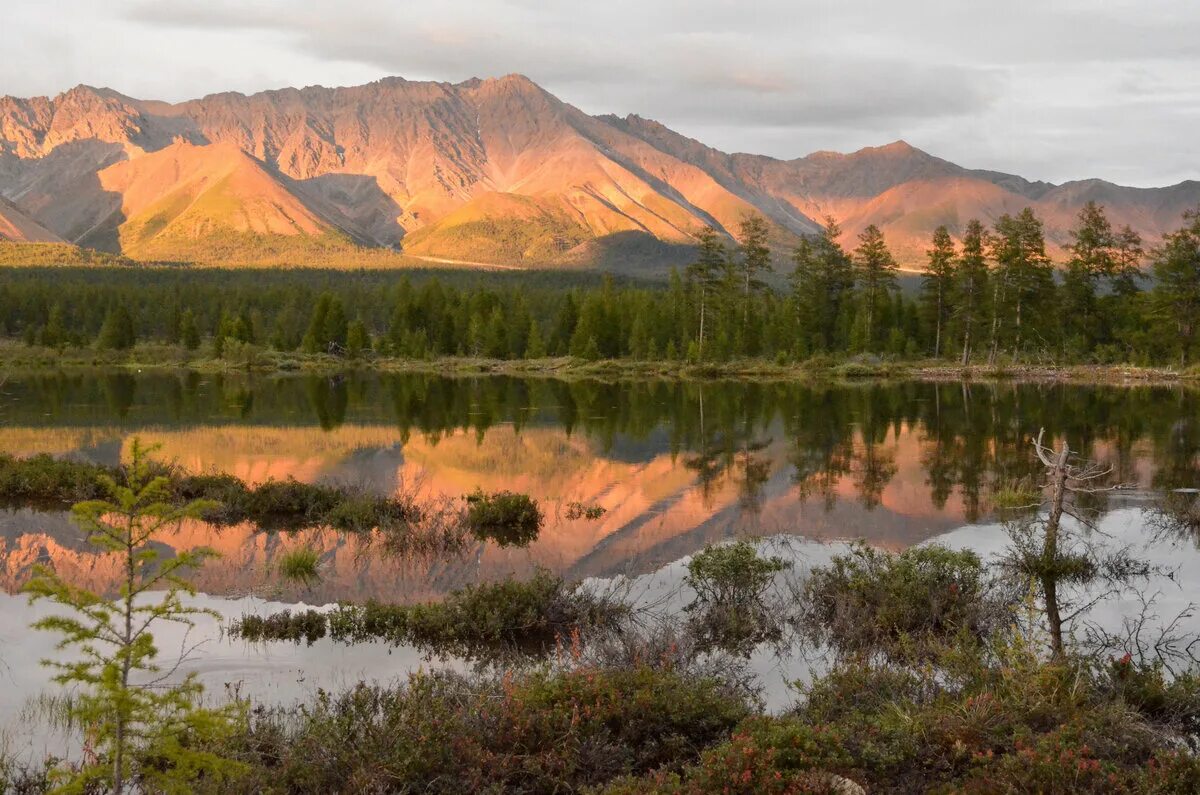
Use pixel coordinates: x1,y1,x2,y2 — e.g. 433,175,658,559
4,203,1200,369
5,431,1200,793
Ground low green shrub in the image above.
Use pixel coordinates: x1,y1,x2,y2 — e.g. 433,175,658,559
276,547,322,586
200,665,751,794
232,568,629,660
465,489,543,546
799,543,1009,660
683,541,791,655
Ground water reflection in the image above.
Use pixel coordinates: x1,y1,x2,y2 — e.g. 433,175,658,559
0,374,1196,603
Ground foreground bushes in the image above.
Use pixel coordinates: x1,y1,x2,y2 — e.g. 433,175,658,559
201,665,751,794
799,543,1009,660
605,644,1200,793
232,568,629,660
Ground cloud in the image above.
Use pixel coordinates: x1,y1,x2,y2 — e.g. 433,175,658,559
1,0,1197,186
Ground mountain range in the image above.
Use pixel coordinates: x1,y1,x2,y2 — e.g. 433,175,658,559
1,74,1197,271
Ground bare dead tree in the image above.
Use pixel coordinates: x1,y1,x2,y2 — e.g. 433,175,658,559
999,428,1148,659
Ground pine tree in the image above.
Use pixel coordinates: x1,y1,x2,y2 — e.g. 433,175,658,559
954,219,989,365
1151,209,1200,365
346,318,371,358
97,305,136,350
24,440,245,793
921,226,956,358
852,224,898,351
180,309,201,351
525,319,547,359
687,226,728,360
734,214,773,349
791,217,853,354
1063,201,1115,351
990,208,1053,361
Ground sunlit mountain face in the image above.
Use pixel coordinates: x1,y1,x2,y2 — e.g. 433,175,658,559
2,77,1198,269
1,373,1195,602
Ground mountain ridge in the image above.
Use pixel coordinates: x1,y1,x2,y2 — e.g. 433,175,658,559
1,75,1196,270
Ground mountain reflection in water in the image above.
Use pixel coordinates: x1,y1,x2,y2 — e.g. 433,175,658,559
1,373,1196,603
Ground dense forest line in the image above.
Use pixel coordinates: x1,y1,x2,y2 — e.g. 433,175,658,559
2,202,1199,365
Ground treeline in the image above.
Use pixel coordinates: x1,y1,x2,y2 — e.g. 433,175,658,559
3,203,1199,364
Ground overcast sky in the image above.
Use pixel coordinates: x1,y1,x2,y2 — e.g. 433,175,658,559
5,0,1198,187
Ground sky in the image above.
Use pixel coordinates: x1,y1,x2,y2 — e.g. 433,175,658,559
4,0,1198,188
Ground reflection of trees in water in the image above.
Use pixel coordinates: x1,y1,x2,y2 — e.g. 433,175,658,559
1148,416,1200,543
1,372,1197,529
682,384,774,514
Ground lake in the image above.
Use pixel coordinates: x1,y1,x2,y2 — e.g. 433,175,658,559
1,373,1198,755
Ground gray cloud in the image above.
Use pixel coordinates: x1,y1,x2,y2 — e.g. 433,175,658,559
2,0,1197,187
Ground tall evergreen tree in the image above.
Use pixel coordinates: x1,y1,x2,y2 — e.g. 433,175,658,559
1151,209,1200,365
921,226,956,358
346,318,371,358
954,219,989,366
989,208,1053,361
180,308,200,351
734,214,773,350
97,305,136,350
686,226,728,360
1063,201,1115,350
791,217,854,353
1111,225,1144,298
852,224,898,351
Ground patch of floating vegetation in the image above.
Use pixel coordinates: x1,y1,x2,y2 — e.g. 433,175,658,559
231,568,629,661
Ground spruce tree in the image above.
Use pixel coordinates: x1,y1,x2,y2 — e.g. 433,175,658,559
525,319,547,359
24,440,245,793
346,318,371,358
990,208,1053,361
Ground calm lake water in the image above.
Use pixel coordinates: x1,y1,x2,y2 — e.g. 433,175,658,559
1,373,1198,755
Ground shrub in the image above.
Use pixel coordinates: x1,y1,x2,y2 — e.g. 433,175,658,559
276,547,322,586
232,568,630,661
799,543,1008,660
683,541,791,655
201,665,751,794
465,489,543,546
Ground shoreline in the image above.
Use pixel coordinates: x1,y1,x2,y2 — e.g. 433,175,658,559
0,343,1194,386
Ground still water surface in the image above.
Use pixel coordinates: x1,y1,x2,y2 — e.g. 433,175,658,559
0,373,1197,753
